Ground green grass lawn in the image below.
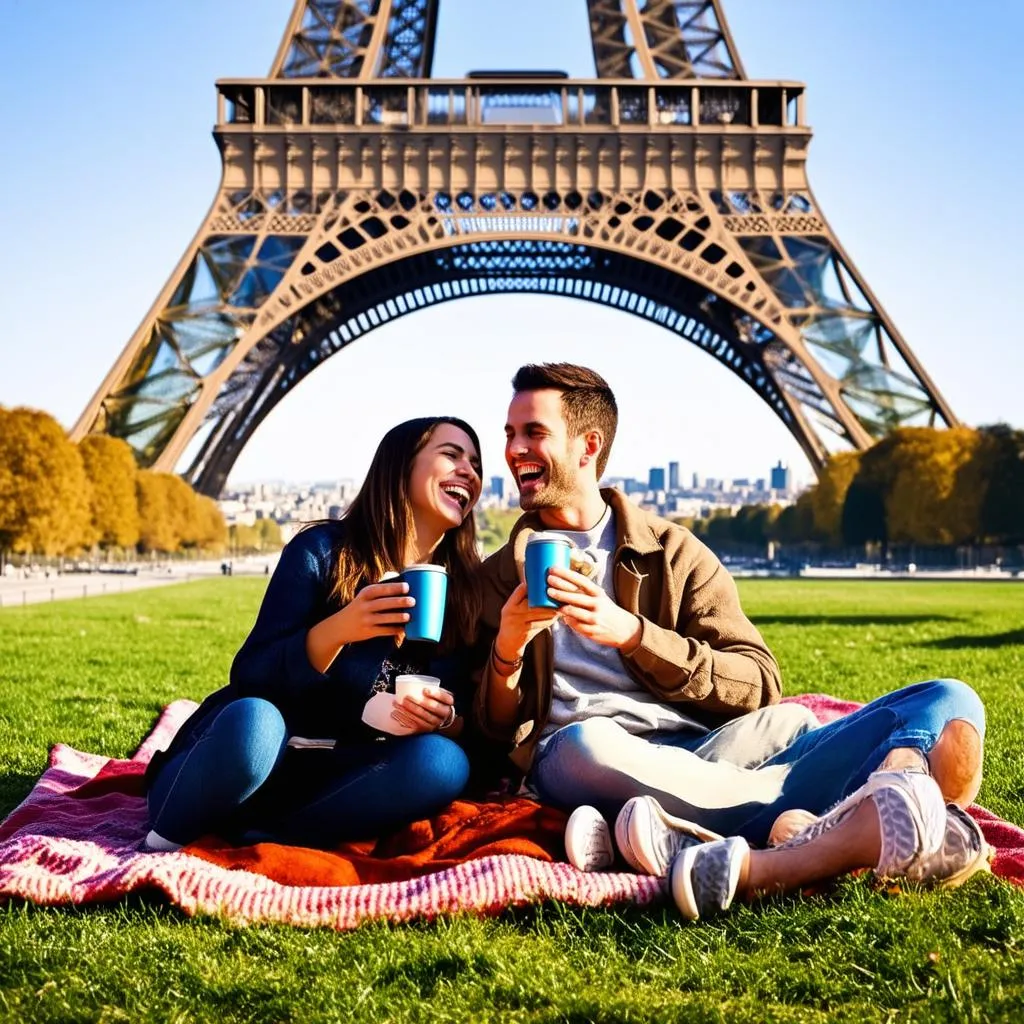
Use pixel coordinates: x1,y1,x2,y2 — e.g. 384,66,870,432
1,579,1023,1023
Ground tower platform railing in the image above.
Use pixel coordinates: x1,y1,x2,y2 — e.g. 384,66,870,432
216,78,806,132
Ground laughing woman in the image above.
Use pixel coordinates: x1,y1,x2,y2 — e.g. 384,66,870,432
144,416,484,850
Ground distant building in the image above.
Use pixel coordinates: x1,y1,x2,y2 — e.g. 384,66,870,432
648,467,666,491
489,476,504,500
755,478,767,492
771,461,792,491
692,472,700,489
668,461,680,491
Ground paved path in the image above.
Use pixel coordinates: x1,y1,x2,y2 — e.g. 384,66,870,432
0,555,280,608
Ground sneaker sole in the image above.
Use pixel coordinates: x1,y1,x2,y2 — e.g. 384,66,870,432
935,843,994,889
670,843,702,920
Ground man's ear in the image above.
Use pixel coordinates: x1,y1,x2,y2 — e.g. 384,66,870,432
580,430,604,467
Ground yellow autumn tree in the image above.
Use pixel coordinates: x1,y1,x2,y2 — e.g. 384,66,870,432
78,434,140,551
0,406,92,556
228,522,262,554
136,471,180,553
809,451,862,542
194,495,228,552
885,427,983,545
0,408,12,545
255,516,282,550
165,475,202,549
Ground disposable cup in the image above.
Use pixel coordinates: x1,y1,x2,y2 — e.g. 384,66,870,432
525,532,573,608
395,674,452,702
400,563,447,641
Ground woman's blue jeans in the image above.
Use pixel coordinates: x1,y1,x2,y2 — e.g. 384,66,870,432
146,697,470,847
530,678,985,845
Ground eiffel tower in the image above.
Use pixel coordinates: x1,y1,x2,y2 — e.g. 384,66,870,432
72,0,958,496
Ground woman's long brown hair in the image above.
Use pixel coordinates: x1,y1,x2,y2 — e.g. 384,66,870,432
324,416,482,648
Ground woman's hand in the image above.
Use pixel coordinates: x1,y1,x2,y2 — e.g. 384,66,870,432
306,581,414,673
391,686,456,733
492,582,560,669
333,581,416,645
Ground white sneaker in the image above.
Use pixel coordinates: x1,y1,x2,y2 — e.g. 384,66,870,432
778,770,947,881
915,804,993,888
671,836,749,921
564,805,615,871
614,795,723,877
143,829,183,852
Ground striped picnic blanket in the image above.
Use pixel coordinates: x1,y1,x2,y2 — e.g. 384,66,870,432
1,696,1020,930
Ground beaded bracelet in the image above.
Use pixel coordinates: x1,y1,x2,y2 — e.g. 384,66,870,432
491,642,524,674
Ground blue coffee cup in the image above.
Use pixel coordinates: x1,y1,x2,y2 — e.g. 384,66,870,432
400,564,447,642
525,533,573,608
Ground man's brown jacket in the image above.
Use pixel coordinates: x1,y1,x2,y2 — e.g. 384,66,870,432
473,488,782,772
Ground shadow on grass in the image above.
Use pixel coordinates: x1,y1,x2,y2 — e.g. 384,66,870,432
0,891,194,925
55,695,160,710
0,772,45,818
919,629,1024,650
753,614,963,627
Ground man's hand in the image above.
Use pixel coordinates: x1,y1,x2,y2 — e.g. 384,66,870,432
545,565,642,652
493,582,559,666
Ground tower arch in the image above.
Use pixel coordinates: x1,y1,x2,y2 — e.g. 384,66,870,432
187,236,825,494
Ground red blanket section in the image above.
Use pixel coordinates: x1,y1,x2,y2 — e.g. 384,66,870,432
186,798,569,887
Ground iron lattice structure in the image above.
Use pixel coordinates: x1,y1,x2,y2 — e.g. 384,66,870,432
74,0,957,495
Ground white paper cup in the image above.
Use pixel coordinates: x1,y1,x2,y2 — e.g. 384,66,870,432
394,674,452,701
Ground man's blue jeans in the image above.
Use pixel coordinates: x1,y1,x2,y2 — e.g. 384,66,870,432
147,697,470,847
530,679,984,845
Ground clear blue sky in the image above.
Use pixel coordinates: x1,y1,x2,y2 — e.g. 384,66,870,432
2,1,1021,491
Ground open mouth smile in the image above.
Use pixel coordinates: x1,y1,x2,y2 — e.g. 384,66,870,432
514,462,545,487
440,482,473,511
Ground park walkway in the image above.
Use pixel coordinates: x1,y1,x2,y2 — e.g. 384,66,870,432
0,555,280,608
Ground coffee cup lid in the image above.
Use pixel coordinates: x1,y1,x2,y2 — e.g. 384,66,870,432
402,563,447,573
526,532,573,546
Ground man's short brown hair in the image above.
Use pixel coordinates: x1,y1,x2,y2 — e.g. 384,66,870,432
511,363,618,477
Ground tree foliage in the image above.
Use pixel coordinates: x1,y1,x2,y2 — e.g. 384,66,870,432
136,471,228,554
195,496,230,551
228,518,281,554
884,427,983,545
668,426,1024,552
136,472,180,554
808,451,861,543
475,507,522,555
79,434,140,550
0,407,92,556
775,492,815,545
977,424,1024,544
0,408,227,558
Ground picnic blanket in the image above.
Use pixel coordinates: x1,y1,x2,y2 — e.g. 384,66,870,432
1,695,1022,931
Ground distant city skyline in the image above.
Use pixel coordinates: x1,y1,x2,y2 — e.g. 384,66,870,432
227,455,801,492
220,454,799,536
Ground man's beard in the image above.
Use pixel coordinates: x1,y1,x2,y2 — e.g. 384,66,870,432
518,452,578,510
